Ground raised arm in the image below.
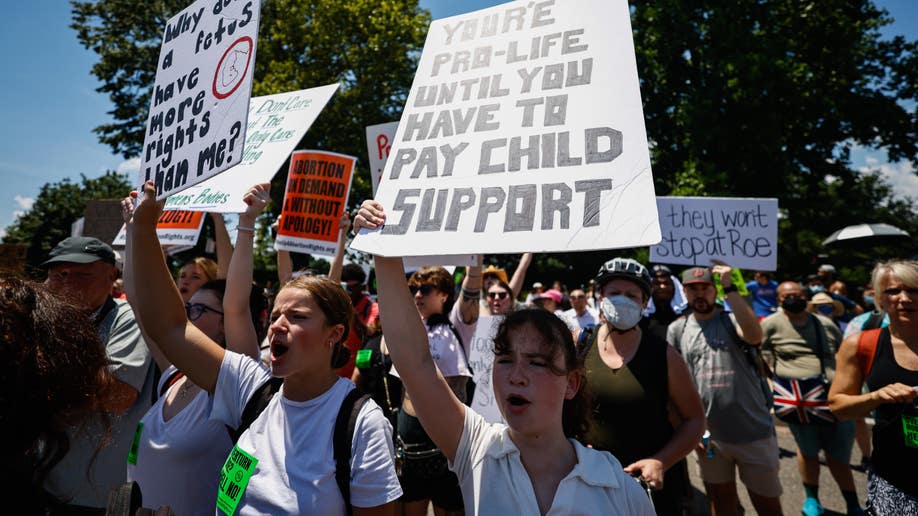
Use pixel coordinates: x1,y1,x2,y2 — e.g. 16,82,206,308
713,261,762,344
456,258,483,325
508,252,533,298
275,215,293,286
211,212,232,279
121,198,170,373
126,181,225,392
829,332,917,419
327,212,351,283
355,200,466,461
223,183,270,361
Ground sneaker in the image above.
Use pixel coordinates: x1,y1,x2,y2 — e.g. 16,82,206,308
802,497,825,516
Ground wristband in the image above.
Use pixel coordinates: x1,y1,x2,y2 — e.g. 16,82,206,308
236,225,255,233
722,284,738,294
461,287,481,300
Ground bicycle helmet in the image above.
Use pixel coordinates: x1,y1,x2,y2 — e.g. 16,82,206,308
594,257,653,298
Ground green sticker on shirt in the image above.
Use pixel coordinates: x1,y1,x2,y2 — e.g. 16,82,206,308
902,414,918,449
127,421,143,465
217,444,259,515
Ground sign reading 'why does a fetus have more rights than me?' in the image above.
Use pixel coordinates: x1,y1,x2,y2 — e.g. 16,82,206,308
139,0,261,200
351,0,661,256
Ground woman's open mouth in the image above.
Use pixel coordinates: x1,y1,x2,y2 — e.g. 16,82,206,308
270,339,289,361
506,394,531,412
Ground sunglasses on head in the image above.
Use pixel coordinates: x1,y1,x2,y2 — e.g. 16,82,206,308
487,291,509,300
185,302,224,321
409,284,437,296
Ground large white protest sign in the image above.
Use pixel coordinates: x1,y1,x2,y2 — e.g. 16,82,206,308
140,0,261,200
650,197,779,271
467,316,505,424
351,0,660,256
365,122,399,196
163,84,339,212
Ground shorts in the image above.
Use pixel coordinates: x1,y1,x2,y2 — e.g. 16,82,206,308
396,410,464,510
695,435,783,498
788,420,855,463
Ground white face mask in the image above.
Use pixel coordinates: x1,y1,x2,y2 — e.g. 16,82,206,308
600,295,644,330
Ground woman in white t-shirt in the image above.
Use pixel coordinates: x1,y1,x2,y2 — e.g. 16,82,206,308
123,184,268,515
126,181,401,515
356,201,655,516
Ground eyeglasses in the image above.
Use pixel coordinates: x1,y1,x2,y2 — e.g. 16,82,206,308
408,284,437,296
487,291,509,300
185,303,224,321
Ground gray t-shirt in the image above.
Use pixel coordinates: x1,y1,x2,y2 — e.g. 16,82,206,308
45,298,155,507
667,311,773,443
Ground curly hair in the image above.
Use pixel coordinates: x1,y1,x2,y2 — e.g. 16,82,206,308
0,278,115,509
492,309,591,442
282,276,354,369
408,266,456,319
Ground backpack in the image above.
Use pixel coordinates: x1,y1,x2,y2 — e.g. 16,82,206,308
229,377,370,515
856,328,884,378
670,311,770,379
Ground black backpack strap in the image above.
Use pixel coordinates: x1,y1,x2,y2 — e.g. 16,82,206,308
229,377,284,443
863,310,886,331
334,388,370,516
159,370,185,398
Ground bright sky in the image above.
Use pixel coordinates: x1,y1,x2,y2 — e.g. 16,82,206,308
2,1,916,238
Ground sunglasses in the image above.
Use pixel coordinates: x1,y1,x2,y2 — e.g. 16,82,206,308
487,291,509,300
408,284,437,296
185,302,224,321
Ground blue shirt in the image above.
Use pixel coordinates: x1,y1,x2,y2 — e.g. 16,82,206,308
746,280,778,318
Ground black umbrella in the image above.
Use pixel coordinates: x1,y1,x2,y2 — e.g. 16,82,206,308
823,223,911,247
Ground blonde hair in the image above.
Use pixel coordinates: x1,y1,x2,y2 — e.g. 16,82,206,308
871,260,918,311
180,257,218,281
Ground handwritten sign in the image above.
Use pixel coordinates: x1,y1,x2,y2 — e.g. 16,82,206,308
467,316,506,424
650,197,779,271
365,122,399,196
163,84,339,212
275,150,356,256
351,0,660,256
139,0,261,199
112,210,206,247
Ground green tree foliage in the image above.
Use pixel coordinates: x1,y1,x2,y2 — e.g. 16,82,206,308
3,172,131,277
631,0,918,279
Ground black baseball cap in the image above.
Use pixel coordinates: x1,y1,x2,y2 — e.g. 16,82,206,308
43,236,117,267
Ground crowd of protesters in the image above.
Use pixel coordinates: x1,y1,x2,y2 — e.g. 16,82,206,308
5,181,916,516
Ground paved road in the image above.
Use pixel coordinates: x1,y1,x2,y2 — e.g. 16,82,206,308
686,419,868,515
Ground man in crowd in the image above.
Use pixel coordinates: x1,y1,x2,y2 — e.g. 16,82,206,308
533,288,580,332
760,282,862,516
641,264,683,341
42,236,154,512
746,270,779,319
342,263,379,329
564,288,598,328
667,263,783,516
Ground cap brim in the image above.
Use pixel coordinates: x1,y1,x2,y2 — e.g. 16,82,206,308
42,254,105,267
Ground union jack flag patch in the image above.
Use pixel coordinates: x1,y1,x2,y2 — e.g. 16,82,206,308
773,376,836,425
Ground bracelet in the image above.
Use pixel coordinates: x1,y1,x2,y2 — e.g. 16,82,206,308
236,225,255,233
461,287,481,300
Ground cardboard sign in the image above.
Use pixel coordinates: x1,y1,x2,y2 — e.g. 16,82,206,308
0,244,28,275
139,0,261,199
112,210,206,247
82,200,125,245
351,0,660,256
163,84,339,212
275,150,356,256
650,197,779,271
365,122,399,196
467,315,505,424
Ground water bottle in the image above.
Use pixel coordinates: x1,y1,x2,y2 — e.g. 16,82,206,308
702,430,714,458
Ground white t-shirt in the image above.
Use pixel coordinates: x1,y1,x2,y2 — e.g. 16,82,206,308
450,408,655,515
211,351,402,515
391,322,473,379
554,309,582,333
564,307,599,329
128,366,232,516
